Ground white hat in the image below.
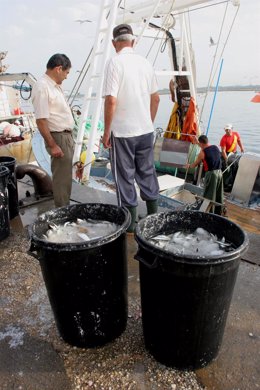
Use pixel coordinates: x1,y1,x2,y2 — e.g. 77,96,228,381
224,123,233,130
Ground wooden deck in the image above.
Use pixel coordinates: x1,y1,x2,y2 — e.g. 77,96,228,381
226,201,260,235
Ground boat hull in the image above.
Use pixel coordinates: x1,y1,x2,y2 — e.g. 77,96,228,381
0,133,35,164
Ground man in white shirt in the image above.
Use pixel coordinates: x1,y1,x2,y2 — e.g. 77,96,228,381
102,24,160,233
32,53,74,207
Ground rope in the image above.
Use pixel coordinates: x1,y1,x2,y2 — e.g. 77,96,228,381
0,81,32,100
199,2,228,120
172,0,229,17
184,142,197,183
199,2,240,122
69,0,124,106
68,53,92,106
122,0,126,22
145,0,176,64
209,4,240,85
205,58,224,136
20,79,32,100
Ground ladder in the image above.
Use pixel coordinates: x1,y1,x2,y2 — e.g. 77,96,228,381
117,1,198,100
73,0,201,182
152,13,197,108
73,0,120,180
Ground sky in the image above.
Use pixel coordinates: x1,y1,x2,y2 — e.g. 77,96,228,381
1,0,259,91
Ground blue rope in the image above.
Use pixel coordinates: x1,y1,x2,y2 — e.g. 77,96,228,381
206,58,224,136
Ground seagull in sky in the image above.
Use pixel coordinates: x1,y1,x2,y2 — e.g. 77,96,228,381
209,36,216,46
75,19,92,24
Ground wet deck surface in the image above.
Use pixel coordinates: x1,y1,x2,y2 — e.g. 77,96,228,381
0,179,259,389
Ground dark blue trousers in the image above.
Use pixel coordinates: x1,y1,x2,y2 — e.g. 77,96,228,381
110,132,159,207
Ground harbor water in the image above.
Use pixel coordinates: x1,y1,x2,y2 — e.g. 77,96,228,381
22,90,260,154
155,91,260,155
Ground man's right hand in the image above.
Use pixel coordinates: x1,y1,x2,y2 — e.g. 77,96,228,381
102,132,111,149
50,144,64,158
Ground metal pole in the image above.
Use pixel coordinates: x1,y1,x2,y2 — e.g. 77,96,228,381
222,154,241,174
205,58,224,136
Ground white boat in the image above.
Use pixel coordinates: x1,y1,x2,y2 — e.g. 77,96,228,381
69,0,259,210
0,52,37,164
72,0,205,182
2,1,259,211
1,4,259,388
72,0,243,177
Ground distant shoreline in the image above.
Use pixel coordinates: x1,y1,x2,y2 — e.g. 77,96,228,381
159,86,260,95
70,86,260,99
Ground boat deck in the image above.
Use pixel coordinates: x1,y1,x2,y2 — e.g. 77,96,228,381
0,179,259,390
226,200,260,234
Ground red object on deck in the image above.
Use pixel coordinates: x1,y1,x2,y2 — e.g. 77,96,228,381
181,97,198,143
13,108,22,115
251,92,260,103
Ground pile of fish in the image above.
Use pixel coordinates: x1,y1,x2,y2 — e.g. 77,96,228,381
149,227,234,257
43,218,119,243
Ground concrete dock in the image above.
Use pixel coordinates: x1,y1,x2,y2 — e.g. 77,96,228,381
0,179,259,390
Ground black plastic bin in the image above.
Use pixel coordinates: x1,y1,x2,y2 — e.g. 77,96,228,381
134,210,249,369
0,166,10,240
0,156,19,219
29,203,130,348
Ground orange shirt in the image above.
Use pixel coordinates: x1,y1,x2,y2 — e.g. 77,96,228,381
220,131,240,153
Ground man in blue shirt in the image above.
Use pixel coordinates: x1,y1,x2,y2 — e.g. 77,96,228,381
186,135,223,215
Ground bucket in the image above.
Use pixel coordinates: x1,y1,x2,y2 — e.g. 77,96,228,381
0,166,10,240
29,203,130,347
0,156,19,219
134,210,249,369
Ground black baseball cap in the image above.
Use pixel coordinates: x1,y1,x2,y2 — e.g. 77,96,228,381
113,24,133,39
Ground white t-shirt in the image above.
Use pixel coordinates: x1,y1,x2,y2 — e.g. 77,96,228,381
32,74,74,132
103,47,158,137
